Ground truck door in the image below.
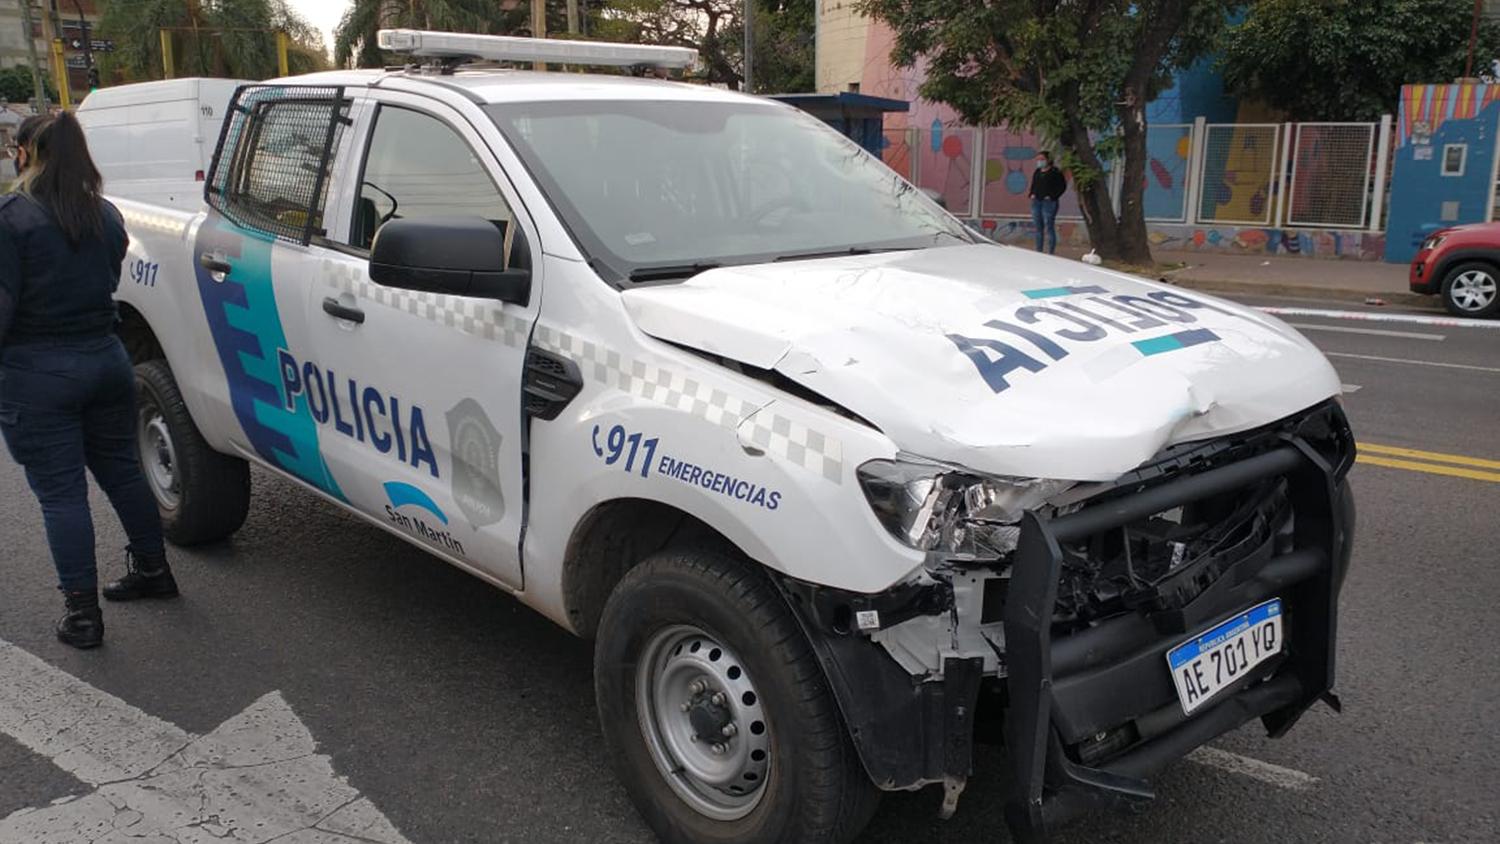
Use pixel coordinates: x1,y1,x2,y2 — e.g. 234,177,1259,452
302,94,539,590
194,84,356,500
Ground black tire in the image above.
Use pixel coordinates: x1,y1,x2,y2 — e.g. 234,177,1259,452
595,549,879,844
1439,261,1500,318
134,359,251,545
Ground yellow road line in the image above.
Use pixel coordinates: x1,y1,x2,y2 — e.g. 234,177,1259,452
1356,455,1500,483
1359,443,1500,471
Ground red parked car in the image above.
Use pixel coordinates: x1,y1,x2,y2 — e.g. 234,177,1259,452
1409,223,1500,318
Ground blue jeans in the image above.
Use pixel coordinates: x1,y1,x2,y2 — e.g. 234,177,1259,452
0,337,164,593
1031,198,1059,253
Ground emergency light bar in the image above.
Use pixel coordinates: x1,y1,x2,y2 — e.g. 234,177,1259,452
377,29,699,69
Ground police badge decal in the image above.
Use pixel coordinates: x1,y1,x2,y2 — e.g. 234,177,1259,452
446,398,505,526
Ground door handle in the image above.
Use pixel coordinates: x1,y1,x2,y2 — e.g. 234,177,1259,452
322,297,366,325
199,253,232,275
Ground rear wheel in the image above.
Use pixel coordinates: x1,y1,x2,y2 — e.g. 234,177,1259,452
1440,261,1500,318
135,359,251,545
595,549,879,844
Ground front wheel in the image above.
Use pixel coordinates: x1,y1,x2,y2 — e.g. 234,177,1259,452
595,549,879,844
135,359,251,545
1440,261,1500,318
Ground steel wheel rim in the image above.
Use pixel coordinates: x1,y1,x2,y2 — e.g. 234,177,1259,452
635,624,771,821
138,399,180,510
1451,270,1498,311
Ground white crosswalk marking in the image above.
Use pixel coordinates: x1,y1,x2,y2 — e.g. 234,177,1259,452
1187,746,1320,792
0,638,411,844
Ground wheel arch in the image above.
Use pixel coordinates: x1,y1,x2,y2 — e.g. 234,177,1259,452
116,301,166,363
560,497,748,639
1435,250,1500,285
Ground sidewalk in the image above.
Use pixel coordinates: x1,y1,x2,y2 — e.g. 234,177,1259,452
1054,246,1424,307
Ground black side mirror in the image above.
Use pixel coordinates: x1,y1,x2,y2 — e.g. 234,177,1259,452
369,216,531,306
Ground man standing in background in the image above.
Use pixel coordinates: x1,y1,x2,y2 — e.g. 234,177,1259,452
1028,151,1066,254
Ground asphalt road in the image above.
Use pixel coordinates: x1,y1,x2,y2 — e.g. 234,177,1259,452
0,299,1496,843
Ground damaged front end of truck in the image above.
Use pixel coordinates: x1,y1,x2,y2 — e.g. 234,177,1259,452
777,399,1356,842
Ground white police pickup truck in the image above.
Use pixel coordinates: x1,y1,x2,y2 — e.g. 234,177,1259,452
105,30,1356,844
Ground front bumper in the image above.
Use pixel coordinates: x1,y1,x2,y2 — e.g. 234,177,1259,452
777,403,1355,840
1409,251,1439,294
1003,406,1355,841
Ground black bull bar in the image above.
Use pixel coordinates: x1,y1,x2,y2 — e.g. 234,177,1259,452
1002,434,1355,842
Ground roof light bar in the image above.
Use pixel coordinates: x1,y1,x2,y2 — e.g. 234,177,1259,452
377,29,699,69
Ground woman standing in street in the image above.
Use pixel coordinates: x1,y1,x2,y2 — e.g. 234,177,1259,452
0,112,179,650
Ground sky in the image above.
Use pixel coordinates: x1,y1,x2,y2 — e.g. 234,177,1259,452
288,0,349,58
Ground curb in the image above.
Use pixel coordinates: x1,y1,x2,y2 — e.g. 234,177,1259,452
1160,277,1432,309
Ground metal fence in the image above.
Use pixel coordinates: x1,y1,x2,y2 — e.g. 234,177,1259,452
1286,123,1378,228
1196,123,1283,226
874,117,1393,234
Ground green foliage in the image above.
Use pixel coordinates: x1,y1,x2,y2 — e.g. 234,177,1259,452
97,0,328,82
334,0,507,69
0,65,56,106
330,1,812,93
1221,0,1500,121
858,0,1236,261
595,1,746,87
753,0,815,93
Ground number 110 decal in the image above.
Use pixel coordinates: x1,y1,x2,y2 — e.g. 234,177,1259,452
592,424,659,478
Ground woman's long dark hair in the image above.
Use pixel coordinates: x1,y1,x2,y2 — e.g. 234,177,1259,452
18,111,104,246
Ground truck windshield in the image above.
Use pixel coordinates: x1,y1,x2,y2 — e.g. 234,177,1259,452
486,100,973,283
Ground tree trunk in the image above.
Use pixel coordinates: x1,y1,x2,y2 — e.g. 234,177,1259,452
1060,117,1129,261
1114,98,1154,266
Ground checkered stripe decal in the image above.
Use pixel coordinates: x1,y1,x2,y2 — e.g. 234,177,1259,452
120,208,189,238
533,325,844,484
331,272,531,348
739,412,844,484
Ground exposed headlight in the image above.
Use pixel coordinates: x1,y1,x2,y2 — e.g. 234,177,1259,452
857,458,1074,558
1421,235,1446,251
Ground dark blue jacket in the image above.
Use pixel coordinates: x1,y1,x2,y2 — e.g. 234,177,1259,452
0,193,128,347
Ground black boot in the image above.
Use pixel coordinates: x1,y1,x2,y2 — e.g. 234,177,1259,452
103,548,179,602
57,590,104,649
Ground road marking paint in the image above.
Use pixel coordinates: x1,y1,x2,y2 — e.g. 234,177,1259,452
0,637,412,844
1326,352,1500,374
1187,747,1319,792
1360,443,1500,471
1356,455,1500,483
1258,307,1500,329
1286,322,1445,341
1341,383,1362,393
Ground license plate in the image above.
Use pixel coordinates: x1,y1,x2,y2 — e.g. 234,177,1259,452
1166,599,1283,715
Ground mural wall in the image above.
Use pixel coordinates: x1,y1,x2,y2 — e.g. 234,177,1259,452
1384,83,1500,263
820,9,1386,261
975,219,1386,261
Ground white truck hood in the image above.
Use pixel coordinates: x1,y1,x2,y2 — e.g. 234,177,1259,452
621,245,1341,481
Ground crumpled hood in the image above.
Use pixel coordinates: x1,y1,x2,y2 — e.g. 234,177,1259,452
621,245,1340,481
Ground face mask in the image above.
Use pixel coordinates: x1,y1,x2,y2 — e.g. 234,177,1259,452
1035,160,1047,170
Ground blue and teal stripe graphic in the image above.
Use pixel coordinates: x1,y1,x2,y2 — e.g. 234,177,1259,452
194,215,345,500
1022,284,1108,299
1132,329,1221,357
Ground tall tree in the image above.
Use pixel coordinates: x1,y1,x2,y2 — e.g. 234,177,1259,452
333,0,504,69
858,0,1235,264
97,0,327,81
1221,0,1500,122
333,1,611,69
596,0,745,88
752,0,815,93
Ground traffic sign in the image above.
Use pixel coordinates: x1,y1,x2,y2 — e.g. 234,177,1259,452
65,37,114,53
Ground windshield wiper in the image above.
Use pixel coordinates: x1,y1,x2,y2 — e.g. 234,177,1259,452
627,262,723,283
772,246,917,263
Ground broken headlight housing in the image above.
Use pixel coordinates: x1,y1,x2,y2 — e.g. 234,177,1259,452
858,458,1074,559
